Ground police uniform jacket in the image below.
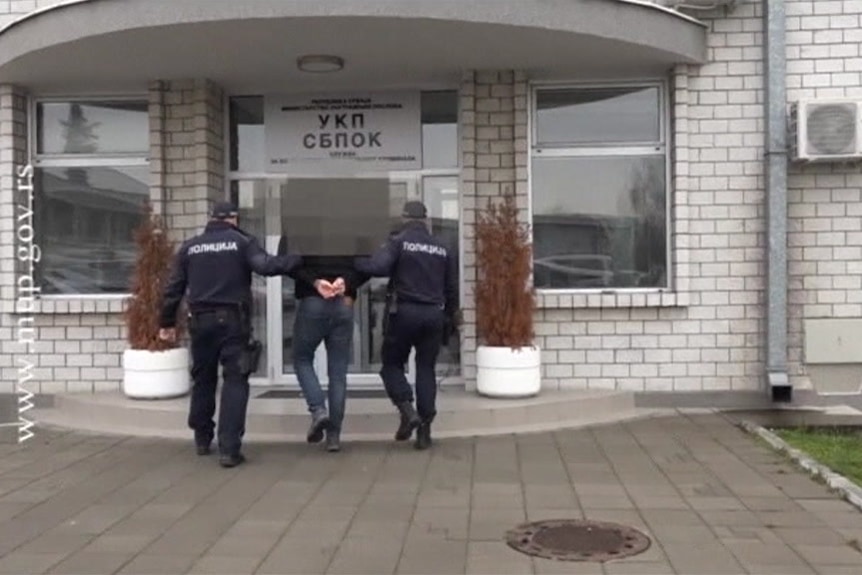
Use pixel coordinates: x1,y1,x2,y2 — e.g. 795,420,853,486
354,221,457,316
159,220,300,328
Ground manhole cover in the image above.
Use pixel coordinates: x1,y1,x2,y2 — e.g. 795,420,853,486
505,519,651,562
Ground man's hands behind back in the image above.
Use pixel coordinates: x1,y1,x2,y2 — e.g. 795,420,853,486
314,278,347,299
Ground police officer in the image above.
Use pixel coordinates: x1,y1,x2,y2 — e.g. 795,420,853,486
355,201,458,449
159,202,300,467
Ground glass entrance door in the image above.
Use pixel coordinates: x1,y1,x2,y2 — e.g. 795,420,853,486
235,174,460,387
317,177,420,385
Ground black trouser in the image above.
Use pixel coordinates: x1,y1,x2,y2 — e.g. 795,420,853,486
188,308,249,456
380,302,445,422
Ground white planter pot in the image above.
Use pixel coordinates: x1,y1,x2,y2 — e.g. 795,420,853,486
476,345,541,398
122,348,190,399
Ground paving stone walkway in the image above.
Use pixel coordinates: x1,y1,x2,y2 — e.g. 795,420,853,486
0,412,860,574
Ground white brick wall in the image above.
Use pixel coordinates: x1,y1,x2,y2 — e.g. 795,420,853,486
784,0,862,389
150,79,225,242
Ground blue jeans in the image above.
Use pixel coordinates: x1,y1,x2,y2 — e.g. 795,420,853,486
292,296,354,432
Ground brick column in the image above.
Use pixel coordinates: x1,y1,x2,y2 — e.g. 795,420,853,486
0,86,27,392
150,79,225,243
0,86,27,309
459,70,529,388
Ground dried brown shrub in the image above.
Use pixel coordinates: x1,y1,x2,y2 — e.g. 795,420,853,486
474,190,535,349
124,203,184,351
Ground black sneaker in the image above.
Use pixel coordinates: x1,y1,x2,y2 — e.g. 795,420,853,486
307,409,330,444
395,402,421,441
196,443,211,456
219,453,246,468
414,423,432,450
325,430,341,453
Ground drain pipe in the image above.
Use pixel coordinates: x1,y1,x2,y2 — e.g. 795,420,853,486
764,0,790,402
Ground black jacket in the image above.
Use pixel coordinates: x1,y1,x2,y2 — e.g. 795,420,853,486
160,221,300,328
354,221,458,315
277,236,370,300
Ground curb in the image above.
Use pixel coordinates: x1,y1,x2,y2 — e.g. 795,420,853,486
739,420,862,512
31,407,673,443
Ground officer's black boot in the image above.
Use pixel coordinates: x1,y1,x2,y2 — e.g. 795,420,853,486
219,452,246,468
414,421,432,450
195,432,212,456
307,408,330,443
395,402,421,441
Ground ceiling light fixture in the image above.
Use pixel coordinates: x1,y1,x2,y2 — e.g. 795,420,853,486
297,55,344,73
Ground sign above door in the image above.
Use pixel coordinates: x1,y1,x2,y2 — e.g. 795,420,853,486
264,91,422,173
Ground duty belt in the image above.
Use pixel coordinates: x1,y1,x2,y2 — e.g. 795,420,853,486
399,299,444,308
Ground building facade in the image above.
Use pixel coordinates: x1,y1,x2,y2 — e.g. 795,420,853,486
0,0,860,402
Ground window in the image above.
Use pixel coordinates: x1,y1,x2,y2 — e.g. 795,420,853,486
32,99,150,295
530,84,669,290
420,91,459,169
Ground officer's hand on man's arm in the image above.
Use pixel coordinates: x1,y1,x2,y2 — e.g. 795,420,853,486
245,236,300,276
354,236,400,277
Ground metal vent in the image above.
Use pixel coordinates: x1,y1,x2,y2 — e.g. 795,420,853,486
806,103,857,156
791,99,862,162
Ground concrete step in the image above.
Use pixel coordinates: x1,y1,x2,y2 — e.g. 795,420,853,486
32,387,661,441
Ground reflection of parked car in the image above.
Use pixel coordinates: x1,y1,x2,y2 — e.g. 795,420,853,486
533,255,614,288
41,244,136,294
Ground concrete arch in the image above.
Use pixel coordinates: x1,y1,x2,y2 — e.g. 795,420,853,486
0,0,707,91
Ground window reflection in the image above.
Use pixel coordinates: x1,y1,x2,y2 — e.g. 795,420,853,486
421,91,459,168
536,87,660,146
532,156,667,289
35,166,150,294
36,101,149,155
229,97,265,173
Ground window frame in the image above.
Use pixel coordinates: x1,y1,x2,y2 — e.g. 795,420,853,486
528,79,673,294
28,94,151,299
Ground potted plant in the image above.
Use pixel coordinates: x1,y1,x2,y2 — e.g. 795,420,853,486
122,203,190,399
474,190,541,397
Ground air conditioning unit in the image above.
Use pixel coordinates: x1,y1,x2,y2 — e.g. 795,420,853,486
790,100,862,162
